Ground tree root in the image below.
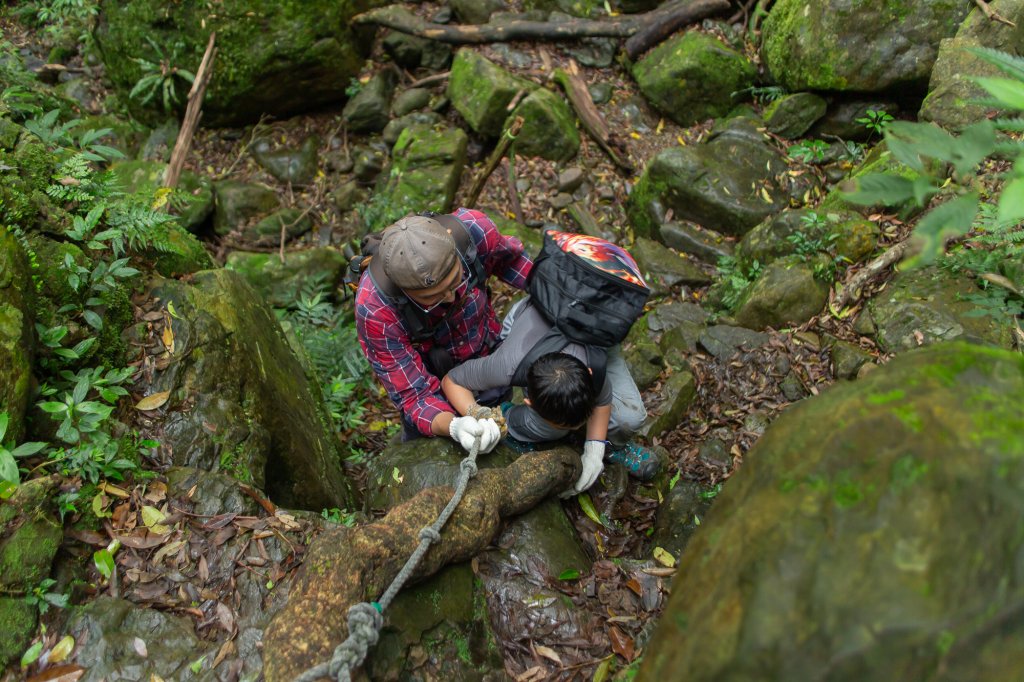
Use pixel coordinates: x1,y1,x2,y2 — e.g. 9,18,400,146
262,447,581,682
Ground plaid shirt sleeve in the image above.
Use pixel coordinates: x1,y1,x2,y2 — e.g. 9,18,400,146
453,207,533,288
355,286,452,437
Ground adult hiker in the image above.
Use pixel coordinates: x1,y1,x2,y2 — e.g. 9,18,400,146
353,208,533,453
441,295,661,495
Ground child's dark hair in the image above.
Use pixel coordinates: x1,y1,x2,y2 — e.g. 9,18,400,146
526,353,596,427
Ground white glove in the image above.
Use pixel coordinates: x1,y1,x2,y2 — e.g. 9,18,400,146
449,416,484,452
449,416,502,454
562,440,605,498
477,418,502,454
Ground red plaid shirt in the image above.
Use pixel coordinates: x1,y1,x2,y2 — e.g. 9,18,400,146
355,208,533,436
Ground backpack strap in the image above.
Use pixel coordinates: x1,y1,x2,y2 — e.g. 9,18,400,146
358,213,486,344
511,328,607,394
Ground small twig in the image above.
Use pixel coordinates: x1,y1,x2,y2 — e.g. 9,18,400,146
507,88,528,112
728,0,758,24
975,0,1017,26
407,71,450,89
465,117,524,209
504,158,523,223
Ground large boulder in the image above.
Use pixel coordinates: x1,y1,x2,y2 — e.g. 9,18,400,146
507,87,580,162
919,0,1024,130
762,0,970,93
640,342,1024,681
94,0,381,126
627,118,796,240
0,227,33,440
145,270,356,511
448,49,537,137
632,31,756,128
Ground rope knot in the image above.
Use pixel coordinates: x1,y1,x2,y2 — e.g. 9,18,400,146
460,458,479,476
419,527,441,543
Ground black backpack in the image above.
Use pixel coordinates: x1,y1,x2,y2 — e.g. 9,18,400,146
510,229,650,392
345,213,487,347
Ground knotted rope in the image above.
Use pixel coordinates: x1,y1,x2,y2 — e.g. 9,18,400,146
295,436,482,682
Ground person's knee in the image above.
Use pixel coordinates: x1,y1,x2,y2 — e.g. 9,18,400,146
614,399,647,433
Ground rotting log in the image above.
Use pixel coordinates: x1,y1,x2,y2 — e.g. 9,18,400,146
353,0,728,45
263,447,581,682
552,61,632,174
623,0,730,61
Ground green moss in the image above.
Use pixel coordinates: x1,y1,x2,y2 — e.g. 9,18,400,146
625,172,668,242
0,597,36,669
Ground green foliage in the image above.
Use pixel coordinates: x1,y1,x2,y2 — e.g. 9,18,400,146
786,213,847,281
841,47,1024,268
855,109,894,139
714,255,763,311
24,578,69,615
344,77,363,98
731,85,786,104
787,139,829,164
129,37,196,113
0,412,48,488
320,507,357,526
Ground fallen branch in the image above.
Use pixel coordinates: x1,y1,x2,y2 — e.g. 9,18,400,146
356,0,726,46
465,116,524,209
163,33,217,189
833,240,916,309
505,158,524,223
975,0,1016,26
552,61,632,174
623,0,731,60
262,446,580,682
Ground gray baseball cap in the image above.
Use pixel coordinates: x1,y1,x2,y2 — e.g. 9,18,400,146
379,215,459,290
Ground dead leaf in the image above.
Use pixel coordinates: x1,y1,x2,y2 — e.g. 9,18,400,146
515,666,547,682
534,645,561,665
201,512,238,530
115,531,170,549
133,637,148,658
152,539,185,564
143,481,167,505
161,325,174,353
608,625,636,662
26,664,85,682
212,640,236,669
135,391,171,411
625,578,643,597
99,482,130,498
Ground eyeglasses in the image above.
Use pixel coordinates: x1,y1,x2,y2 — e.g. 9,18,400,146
409,258,471,314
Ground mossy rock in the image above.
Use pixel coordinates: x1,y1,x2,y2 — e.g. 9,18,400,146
448,49,537,137
0,598,36,670
641,342,1024,681
627,118,793,240
733,255,830,331
146,223,215,278
762,92,828,139
94,0,376,126
225,248,349,309
736,208,880,271
761,0,970,93
864,265,1015,353
505,87,580,162
0,227,34,438
819,142,927,219
920,0,1024,132
370,124,468,224
632,31,755,128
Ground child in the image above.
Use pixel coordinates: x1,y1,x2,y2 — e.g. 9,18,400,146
441,297,660,495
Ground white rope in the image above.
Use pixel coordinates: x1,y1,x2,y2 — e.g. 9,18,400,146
295,437,481,682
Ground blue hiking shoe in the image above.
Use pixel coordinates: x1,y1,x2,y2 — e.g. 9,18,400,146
607,441,661,481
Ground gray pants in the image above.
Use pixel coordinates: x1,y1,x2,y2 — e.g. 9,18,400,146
500,299,647,447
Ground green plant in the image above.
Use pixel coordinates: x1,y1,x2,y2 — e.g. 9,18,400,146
324,374,368,432
731,85,786,104
37,366,132,444
787,139,829,164
320,507,357,526
839,139,866,163
699,483,723,500
56,490,80,522
0,412,48,492
786,219,846,281
130,37,196,113
715,255,763,311
856,109,894,139
24,578,69,614
344,77,363,98
842,47,1024,268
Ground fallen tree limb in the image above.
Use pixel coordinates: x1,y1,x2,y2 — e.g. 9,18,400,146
623,0,731,60
164,32,216,189
552,61,632,174
353,0,728,45
262,447,580,682
833,240,916,309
